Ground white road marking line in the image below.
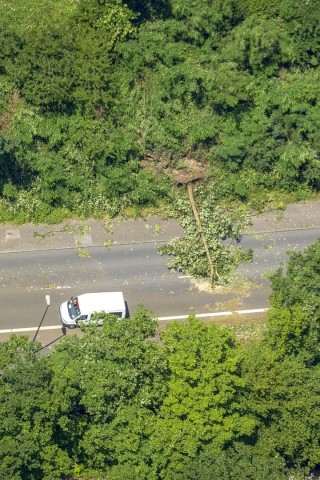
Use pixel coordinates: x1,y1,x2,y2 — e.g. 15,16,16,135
157,308,268,321
0,325,64,333
39,285,71,290
0,308,269,334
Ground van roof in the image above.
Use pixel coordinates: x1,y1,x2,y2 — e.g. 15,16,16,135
77,292,125,315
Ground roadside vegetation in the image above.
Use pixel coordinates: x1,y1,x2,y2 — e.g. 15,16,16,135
1,239,320,479
0,0,320,224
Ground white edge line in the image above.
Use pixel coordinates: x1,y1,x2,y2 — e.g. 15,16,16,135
157,308,268,321
0,308,269,334
0,325,64,333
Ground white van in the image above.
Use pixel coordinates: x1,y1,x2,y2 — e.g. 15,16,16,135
59,291,126,328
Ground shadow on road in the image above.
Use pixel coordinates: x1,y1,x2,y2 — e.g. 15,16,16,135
37,327,67,354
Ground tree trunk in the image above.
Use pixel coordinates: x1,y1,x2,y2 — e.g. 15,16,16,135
187,183,219,287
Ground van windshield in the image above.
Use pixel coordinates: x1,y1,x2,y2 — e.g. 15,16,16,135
67,297,81,319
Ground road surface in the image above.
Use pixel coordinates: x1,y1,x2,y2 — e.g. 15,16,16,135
0,227,319,338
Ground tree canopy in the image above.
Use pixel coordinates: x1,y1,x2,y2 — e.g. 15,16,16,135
0,0,319,222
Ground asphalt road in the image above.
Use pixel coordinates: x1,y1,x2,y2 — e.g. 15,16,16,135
0,227,319,336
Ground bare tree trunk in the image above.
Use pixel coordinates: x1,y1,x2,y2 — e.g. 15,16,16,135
187,183,219,287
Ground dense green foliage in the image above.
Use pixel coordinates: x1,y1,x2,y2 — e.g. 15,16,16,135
268,238,320,363
0,0,320,222
1,239,320,479
1,2,320,473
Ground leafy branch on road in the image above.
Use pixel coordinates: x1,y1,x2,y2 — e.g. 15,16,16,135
159,185,253,286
